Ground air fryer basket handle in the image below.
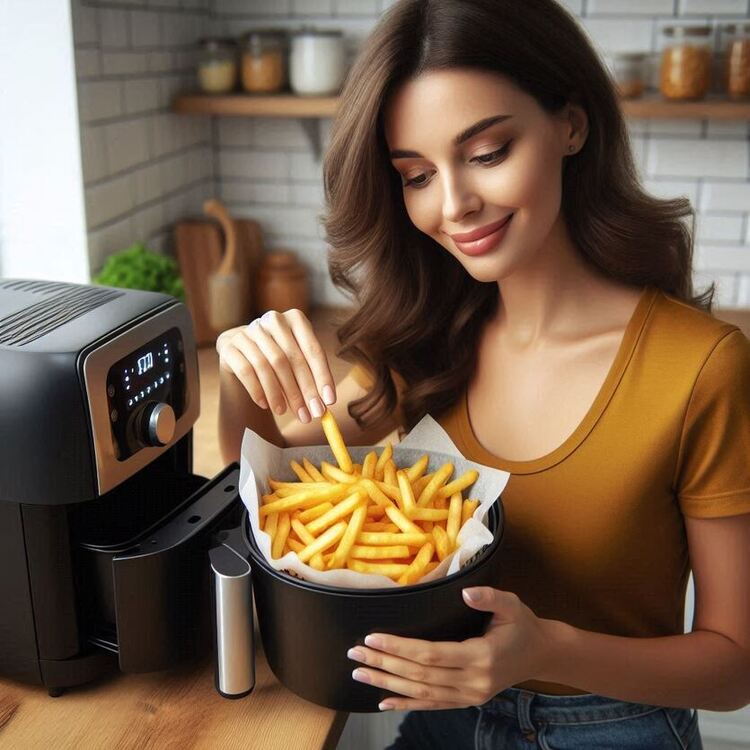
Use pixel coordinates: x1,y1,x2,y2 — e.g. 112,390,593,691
209,528,255,699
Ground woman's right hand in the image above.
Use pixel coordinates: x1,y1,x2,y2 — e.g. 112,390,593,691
215,309,337,424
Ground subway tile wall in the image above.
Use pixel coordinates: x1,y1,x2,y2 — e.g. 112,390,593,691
72,0,750,308
71,0,215,274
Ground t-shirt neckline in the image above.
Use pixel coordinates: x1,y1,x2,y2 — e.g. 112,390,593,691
459,286,659,475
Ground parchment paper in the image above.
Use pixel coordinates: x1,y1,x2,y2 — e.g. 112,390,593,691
239,414,510,588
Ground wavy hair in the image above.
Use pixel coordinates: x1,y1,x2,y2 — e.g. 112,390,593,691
322,0,711,432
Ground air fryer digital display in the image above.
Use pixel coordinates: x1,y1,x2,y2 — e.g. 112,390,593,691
106,327,186,459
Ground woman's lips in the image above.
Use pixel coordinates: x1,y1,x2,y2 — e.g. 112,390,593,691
451,214,514,256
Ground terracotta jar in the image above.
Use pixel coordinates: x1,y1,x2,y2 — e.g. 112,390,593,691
256,251,309,316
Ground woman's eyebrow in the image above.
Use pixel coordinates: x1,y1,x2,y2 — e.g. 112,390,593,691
389,114,513,159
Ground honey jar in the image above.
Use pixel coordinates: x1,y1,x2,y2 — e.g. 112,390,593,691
241,30,287,94
659,25,713,100
721,23,750,99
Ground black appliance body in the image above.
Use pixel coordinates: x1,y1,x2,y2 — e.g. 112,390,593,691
0,279,252,697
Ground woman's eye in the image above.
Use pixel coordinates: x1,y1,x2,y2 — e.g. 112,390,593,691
472,141,513,165
402,172,431,189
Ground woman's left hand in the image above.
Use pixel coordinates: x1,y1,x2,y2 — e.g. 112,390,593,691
348,587,556,711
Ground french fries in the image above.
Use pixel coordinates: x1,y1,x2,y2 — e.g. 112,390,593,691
259,409,484,584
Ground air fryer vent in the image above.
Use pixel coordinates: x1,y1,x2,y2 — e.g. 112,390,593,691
0,282,124,346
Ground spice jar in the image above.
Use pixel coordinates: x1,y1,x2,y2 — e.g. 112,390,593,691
610,53,648,99
197,39,237,94
659,25,713,100
721,23,750,99
241,30,287,94
289,28,347,96
256,251,310,316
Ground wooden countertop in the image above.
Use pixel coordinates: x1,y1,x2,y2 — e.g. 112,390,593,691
0,307,354,750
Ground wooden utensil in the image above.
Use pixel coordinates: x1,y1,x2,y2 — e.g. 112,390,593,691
175,217,263,346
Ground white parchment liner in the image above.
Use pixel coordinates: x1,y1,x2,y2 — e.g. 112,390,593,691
239,414,510,589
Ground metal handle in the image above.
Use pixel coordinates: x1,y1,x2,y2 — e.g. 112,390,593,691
209,542,255,699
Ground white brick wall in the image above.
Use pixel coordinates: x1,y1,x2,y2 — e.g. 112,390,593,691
71,0,214,273
72,0,750,309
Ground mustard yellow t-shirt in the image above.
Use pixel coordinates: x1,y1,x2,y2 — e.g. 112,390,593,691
349,286,750,694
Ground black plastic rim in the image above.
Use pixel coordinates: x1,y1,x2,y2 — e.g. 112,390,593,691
242,497,504,598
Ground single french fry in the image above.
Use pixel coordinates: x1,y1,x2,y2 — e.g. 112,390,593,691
417,463,454,507
398,542,434,585
424,561,440,575
287,537,305,554
328,504,368,569
298,501,334,523
306,491,366,535
375,442,393,481
356,477,395,509
409,508,450,522
362,521,393,532
462,498,480,526
384,459,398,487
432,524,450,562
261,492,282,505
405,454,429,483
385,504,422,534
436,470,479,500
302,457,327,483
362,451,377,479
275,484,331,498
290,460,314,483
396,470,417,516
259,484,349,516
346,559,410,579
272,512,291,559
320,461,358,485
357,531,429,546
373,479,402,504
297,521,347,563
350,544,411,559
446,492,462,546
321,409,354,473
264,511,279,538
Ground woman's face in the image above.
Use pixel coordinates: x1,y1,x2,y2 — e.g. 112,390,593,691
383,68,584,283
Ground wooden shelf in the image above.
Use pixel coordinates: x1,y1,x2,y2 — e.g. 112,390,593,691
173,92,750,121
173,93,339,118
620,94,750,120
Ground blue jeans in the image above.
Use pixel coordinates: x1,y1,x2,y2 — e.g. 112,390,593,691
385,687,702,749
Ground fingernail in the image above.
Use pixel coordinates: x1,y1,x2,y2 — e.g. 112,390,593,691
274,404,286,415
352,669,371,684
309,397,325,418
379,701,394,711
347,648,365,662
322,385,336,405
298,406,311,423
463,588,482,602
364,634,384,649
258,398,268,409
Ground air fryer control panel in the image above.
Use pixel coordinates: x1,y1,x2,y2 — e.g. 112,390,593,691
82,303,200,496
106,326,187,459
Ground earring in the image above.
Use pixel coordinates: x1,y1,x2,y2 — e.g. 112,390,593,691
568,144,575,153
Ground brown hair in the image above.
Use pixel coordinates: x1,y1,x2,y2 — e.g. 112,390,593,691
322,0,712,433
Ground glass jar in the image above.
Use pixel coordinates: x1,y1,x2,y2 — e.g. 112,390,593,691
241,30,287,94
289,28,347,96
610,52,648,99
721,23,750,99
197,39,237,94
659,25,713,100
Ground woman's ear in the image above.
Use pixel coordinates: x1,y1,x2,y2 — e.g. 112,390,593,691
563,103,589,155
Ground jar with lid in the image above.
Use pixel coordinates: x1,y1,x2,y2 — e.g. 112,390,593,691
256,251,310,317
241,30,287,94
721,23,750,99
659,25,713,100
197,39,238,94
289,28,347,96
609,53,648,99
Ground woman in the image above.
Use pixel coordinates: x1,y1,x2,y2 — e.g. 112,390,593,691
216,0,750,747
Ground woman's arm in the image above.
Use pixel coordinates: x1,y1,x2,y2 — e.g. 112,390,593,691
541,512,750,711
348,512,750,712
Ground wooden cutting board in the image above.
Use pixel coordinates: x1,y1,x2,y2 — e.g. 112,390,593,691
175,218,264,347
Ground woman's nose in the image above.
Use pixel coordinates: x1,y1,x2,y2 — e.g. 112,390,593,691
441,173,481,224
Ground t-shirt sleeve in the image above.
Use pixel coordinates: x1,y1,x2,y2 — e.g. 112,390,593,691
676,328,750,518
